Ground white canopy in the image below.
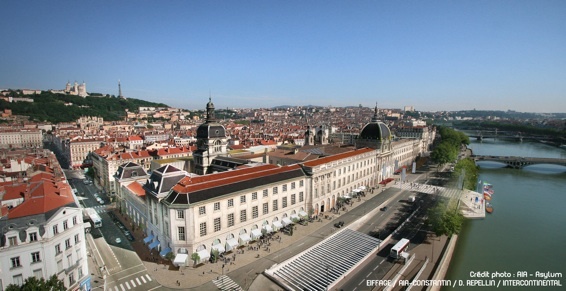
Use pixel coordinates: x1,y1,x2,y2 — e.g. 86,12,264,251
173,253,188,267
263,224,273,233
251,228,263,239
290,214,300,221
239,233,251,244
272,220,283,230
353,189,361,193
298,210,308,218
211,244,225,254
226,238,239,251
359,186,367,190
196,249,210,264
281,217,293,227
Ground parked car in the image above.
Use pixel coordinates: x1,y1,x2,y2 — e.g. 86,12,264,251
124,231,134,241
115,237,122,244
334,221,344,228
380,206,388,211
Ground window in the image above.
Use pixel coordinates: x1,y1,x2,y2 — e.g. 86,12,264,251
76,249,82,260
55,244,62,255
273,199,278,211
291,194,296,205
252,192,257,200
78,266,84,279
178,227,186,241
282,184,287,192
263,203,269,215
65,238,71,249
73,216,77,225
252,206,258,219
9,236,17,246
282,197,288,208
31,252,41,263
33,269,43,279
53,225,59,235
177,210,184,219
57,260,63,272
273,186,278,194
199,222,207,236
74,234,80,244
299,192,304,202
12,274,23,286
214,217,221,232
240,195,246,204
228,213,235,227
240,209,247,222
291,182,296,189
199,206,206,215
67,254,73,266
228,199,234,207
300,180,304,187
63,220,68,230
263,189,268,197
11,257,21,268
214,202,220,211
69,272,75,285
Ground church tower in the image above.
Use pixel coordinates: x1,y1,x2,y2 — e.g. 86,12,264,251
193,97,228,175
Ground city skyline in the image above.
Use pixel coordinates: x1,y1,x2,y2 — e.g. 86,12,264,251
1,1,565,112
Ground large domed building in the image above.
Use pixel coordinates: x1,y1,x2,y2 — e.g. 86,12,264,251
356,105,392,152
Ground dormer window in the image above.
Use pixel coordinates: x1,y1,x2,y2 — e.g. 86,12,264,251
8,236,17,246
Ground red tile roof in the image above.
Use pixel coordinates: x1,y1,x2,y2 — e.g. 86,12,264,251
301,148,374,167
7,180,76,219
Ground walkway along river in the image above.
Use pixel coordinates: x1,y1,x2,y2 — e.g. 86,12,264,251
444,138,566,290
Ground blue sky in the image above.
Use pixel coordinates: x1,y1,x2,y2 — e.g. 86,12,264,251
1,1,565,112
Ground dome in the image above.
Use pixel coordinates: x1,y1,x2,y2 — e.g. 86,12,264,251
359,105,391,141
359,122,391,140
196,123,226,138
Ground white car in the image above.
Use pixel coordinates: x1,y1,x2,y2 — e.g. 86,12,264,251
115,238,121,244
97,198,104,204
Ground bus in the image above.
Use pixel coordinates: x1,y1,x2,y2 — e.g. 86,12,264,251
84,208,102,228
390,238,410,259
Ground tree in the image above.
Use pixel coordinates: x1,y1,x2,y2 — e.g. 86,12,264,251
431,142,457,167
452,158,479,190
211,248,219,263
191,252,200,267
427,200,465,237
5,275,65,291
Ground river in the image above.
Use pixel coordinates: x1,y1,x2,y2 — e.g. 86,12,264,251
444,138,566,290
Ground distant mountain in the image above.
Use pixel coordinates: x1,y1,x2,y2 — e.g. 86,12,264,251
0,90,169,123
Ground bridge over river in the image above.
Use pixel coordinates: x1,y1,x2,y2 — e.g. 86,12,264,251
472,155,566,169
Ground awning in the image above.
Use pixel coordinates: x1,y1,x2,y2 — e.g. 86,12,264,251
173,253,188,267
143,235,154,244
148,240,160,250
353,189,361,193
251,229,262,239
263,224,273,233
226,238,239,251
160,247,171,257
359,186,367,190
211,244,225,254
239,233,251,244
196,249,210,263
281,217,293,227
290,214,300,221
298,210,308,218
272,221,283,230
343,194,352,199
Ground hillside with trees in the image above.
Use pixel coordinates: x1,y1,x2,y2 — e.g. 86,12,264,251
0,90,168,123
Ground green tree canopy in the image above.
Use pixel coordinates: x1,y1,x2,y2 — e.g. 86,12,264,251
427,200,465,237
5,275,65,291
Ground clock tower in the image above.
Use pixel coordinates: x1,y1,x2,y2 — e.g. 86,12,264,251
194,97,228,174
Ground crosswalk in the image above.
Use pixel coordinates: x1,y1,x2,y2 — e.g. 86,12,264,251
91,205,107,213
212,275,243,291
108,274,153,291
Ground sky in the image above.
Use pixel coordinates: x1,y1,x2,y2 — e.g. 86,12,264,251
1,0,565,112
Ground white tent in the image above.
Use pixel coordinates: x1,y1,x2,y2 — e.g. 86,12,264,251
196,249,210,264
281,217,293,227
211,244,225,254
272,220,283,230
173,253,188,267
239,233,251,244
226,238,239,251
251,229,263,239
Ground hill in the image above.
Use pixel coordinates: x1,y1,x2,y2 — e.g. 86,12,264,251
0,91,168,123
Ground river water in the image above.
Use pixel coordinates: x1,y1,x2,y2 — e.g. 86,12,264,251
444,138,566,290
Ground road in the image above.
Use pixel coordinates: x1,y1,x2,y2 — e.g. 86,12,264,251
66,171,161,291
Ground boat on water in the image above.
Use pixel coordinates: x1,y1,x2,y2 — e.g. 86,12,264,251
486,203,494,213
484,193,492,201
